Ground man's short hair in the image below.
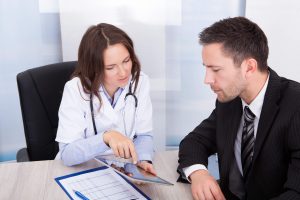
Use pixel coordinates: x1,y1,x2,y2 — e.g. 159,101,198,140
199,17,269,71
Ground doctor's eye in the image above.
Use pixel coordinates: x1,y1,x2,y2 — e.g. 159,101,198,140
123,58,131,63
105,65,116,70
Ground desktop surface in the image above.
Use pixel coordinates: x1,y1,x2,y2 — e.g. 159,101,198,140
0,150,192,200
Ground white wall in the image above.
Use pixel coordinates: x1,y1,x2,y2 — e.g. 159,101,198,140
0,0,62,161
59,0,182,151
0,0,244,161
246,0,300,82
58,0,245,151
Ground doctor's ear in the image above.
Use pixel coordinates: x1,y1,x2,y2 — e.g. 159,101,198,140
243,58,258,78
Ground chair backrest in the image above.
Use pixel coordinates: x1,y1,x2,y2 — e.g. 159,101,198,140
17,61,77,160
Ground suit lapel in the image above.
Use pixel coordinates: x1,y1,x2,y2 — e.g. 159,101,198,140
220,98,243,184
252,69,280,164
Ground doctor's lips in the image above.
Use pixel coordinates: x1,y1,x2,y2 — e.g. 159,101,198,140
119,76,129,82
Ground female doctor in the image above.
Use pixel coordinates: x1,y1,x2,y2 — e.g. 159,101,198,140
55,23,155,174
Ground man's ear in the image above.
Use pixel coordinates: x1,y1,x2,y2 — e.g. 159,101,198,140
244,58,258,78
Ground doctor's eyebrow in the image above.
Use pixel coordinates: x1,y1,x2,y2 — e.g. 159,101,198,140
123,55,130,61
104,55,131,68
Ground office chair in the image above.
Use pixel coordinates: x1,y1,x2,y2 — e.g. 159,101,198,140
16,61,77,161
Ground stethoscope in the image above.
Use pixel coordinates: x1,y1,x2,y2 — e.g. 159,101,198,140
90,82,138,137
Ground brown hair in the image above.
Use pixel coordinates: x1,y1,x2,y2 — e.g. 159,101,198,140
72,23,141,104
199,17,269,71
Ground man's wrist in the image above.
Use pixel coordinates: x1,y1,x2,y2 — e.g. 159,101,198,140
183,164,208,182
190,169,209,181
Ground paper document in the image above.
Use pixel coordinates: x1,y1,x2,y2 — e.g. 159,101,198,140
55,166,150,200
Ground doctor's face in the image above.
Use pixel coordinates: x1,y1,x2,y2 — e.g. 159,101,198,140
202,43,246,103
103,43,132,95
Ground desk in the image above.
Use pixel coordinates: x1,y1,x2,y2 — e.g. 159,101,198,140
0,150,192,200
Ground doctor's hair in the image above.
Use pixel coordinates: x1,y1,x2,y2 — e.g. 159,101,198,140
72,23,141,102
199,17,269,72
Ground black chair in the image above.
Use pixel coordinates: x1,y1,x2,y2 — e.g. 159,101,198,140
16,61,77,161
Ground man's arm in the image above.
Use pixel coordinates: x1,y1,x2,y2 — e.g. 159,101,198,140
178,108,217,173
177,108,225,200
272,111,300,199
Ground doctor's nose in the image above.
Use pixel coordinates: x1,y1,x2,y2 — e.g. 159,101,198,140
117,65,126,76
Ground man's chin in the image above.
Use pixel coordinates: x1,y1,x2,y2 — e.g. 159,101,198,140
217,96,235,103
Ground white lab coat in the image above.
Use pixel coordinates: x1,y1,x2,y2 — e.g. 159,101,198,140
55,72,153,159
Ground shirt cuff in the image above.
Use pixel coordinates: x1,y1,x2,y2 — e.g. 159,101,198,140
137,153,152,162
183,164,208,182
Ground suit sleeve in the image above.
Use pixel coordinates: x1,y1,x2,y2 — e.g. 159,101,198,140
177,107,218,177
272,110,300,199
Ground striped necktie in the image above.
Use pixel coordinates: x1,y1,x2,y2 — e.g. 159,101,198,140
241,106,256,182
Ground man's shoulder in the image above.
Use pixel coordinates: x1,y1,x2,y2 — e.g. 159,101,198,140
279,76,300,97
275,76,300,112
268,69,300,103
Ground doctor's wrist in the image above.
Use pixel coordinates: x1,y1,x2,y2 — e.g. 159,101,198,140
103,131,112,146
140,160,152,164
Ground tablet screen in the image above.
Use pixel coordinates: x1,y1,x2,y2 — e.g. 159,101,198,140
94,155,173,185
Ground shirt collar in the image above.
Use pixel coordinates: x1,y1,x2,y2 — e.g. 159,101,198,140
242,73,270,117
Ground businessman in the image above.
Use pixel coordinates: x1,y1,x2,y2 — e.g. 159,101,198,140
178,17,300,200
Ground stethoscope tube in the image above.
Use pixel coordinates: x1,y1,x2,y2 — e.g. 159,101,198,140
90,93,98,135
90,82,138,136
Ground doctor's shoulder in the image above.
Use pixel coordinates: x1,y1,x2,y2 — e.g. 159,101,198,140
63,77,89,101
136,71,150,92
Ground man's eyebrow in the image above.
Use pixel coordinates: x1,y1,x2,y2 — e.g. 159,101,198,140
203,64,221,68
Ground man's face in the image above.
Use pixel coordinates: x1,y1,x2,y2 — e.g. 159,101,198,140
202,43,246,103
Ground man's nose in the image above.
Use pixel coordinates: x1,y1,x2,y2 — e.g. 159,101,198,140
204,70,214,85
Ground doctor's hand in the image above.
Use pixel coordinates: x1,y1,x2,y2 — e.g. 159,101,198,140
190,169,225,200
103,130,138,164
137,161,157,175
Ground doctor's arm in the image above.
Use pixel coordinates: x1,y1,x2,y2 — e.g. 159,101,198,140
59,134,109,166
60,129,138,166
134,132,154,161
133,132,156,175
133,74,156,174
56,81,110,166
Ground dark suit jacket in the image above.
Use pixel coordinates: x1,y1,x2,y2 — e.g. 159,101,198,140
178,68,300,199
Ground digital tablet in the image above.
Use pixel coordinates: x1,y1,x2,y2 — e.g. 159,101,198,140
94,155,173,185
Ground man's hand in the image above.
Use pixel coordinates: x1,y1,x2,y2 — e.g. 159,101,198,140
103,130,138,164
190,170,225,200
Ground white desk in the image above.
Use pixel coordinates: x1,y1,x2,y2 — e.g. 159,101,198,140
0,150,193,200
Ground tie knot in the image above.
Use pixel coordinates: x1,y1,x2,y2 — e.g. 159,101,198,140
244,106,255,123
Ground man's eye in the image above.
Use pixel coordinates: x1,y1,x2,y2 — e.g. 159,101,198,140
213,69,220,72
